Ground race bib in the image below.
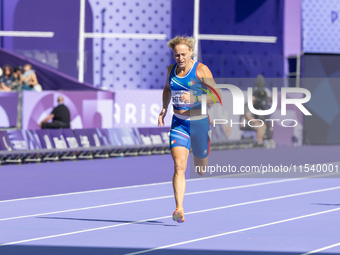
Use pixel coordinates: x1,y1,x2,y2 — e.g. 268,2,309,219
171,90,191,108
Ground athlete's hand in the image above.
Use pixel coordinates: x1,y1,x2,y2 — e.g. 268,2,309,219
181,92,195,104
158,108,167,127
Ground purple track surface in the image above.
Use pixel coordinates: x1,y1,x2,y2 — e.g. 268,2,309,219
0,155,190,201
0,146,340,254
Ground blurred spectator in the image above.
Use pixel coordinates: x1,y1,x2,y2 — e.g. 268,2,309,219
244,97,267,146
0,67,2,77
21,64,42,92
12,66,23,90
0,65,15,91
39,96,71,129
243,75,273,147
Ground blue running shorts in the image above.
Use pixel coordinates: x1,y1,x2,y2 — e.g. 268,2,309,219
169,114,211,158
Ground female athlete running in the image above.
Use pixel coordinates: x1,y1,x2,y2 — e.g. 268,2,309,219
158,36,221,223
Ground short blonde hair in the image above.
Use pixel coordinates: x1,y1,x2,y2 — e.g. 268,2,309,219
167,36,195,52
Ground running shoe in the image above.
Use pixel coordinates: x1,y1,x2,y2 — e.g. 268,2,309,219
172,207,185,223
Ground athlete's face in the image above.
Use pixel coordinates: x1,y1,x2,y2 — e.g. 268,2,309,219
173,44,193,69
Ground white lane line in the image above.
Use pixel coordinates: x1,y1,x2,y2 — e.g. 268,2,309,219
0,178,299,222
2,162,339,203
0,215,169,247
1,185,339,247
301,242,340,255
126,207,340,255
0,174,231,203
0,181,174,203
0,170,260,203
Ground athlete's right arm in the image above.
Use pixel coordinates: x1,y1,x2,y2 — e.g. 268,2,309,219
158,65,173,127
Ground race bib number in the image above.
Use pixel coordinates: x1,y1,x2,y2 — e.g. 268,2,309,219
171,90,199,108
172,90,190,107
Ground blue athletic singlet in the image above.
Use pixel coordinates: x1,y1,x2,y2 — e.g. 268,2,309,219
168,62,205,111
168,62,210,158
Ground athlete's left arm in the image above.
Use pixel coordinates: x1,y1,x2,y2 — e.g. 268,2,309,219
197,64,222,104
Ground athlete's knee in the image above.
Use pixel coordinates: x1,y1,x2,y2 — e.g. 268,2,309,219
173,157,187,174
194,157,208,175
195,164,207,175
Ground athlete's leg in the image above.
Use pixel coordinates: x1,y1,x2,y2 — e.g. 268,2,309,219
193,153,209,176
191,116,210,175
169,115,190,222
171,146,189,209
194,156,208,175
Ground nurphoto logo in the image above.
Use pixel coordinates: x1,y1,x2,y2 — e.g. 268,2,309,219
199,84,312,128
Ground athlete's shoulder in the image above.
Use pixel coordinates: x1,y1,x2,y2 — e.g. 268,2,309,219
165,65,175,88
167,64,174,71
196,62,211,70
196,63,213,78
167,64,174,77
